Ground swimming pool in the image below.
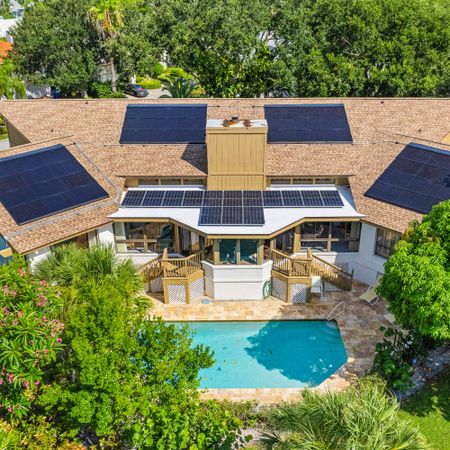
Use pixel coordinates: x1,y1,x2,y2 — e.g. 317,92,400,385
179,320,348,389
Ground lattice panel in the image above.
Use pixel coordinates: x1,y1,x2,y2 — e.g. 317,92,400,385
168,284,186,304
291,283,309,304
189,277,204,301
272,277,287,302
150,277,163,293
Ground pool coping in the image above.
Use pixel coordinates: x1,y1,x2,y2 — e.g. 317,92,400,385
149,282,389,404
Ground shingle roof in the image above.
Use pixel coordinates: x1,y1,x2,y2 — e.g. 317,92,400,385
0,137,124,254
0,98,449,252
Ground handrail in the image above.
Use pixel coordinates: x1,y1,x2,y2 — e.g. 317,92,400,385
327,301,345,321
271,249,311,277
311,254,352,276
161,251,203,278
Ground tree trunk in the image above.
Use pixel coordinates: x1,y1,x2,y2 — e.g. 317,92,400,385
110,57,117,93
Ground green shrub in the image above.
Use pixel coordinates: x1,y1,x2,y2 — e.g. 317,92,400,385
136,76,161,89
372,327,426,392
158,67,192,82
151,63,164,78
0,257,64,418
87,81,125,98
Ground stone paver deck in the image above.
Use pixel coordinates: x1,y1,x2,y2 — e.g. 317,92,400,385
149,281,389,403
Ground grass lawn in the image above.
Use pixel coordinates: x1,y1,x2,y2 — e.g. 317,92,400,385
400,368,450,450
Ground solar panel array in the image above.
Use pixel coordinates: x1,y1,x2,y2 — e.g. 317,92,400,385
0,144,109,225
121,190,344,209
264,104,353,143
365,143,450,214
121,189,344,226
119,104,207,144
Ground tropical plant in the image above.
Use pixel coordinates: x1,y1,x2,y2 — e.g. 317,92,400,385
0,257,64,418
160,77,198,98
377,200,450,340
88,0,134,92
260,377,428,450
33,243,142,298
0,58,25,99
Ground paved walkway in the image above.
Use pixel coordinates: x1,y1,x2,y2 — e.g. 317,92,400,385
150,281,389,403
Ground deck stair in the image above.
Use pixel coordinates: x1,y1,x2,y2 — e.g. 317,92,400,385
271,248,353,291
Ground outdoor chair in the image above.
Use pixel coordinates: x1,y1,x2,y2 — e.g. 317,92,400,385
360,274,382,305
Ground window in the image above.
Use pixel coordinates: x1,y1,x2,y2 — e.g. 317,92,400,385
292,178,314,185
219,239,237,264
276,229,294,253
183,178,205,185
240,239,258,264
114,222,174,253
375,228,400,258
299,221,360,253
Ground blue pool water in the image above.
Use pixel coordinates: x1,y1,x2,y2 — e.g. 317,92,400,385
180,320,348,389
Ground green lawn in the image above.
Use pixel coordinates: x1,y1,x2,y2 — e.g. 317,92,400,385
400,368,450,450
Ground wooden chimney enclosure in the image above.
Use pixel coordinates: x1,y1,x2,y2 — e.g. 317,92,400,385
206,119,267,190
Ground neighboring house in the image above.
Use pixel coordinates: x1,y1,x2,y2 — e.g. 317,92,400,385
0,98,449,304
9,0,24,18
0,17,17,42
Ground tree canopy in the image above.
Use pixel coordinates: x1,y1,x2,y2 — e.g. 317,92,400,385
10,0,450,97
378,200,450,340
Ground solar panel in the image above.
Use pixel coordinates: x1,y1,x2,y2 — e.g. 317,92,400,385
223,191,243,206
204,190,223,206
282,191,304,206
122,190,145,207
262,190,283,207
0,144,108,225
264,104,353,143
199,207,222,225
320,190,344,207
243,191,263,206
120,104,207,144
365,142,450,214
182,190,204,207
244,207,265,225
161,190,185,206
142,190,164,207
222,207,243,224
301,190,324,207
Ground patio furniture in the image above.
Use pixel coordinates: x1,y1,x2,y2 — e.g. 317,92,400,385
360,274,382,305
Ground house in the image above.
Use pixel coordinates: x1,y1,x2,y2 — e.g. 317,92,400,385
0,98,449,304
0,18,17,42
9,0,24,18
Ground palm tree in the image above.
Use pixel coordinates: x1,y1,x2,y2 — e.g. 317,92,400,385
34,243,142,296
160,77,198,98
260,377,428,450
88,0,131,92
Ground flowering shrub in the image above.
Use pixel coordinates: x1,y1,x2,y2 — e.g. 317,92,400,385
0,257,64,418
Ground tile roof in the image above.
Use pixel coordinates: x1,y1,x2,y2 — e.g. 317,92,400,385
0,98,449,251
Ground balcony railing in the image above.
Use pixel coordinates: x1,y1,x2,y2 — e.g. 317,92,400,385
116,239,174,254
161,250,203,278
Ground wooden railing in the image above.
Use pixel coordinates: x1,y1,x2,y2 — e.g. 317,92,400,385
161,250,203,278
310,253,353,291
140,255,163,291
271,248,353,290
271,249,311,277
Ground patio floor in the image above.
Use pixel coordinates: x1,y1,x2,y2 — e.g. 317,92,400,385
149,281,390,403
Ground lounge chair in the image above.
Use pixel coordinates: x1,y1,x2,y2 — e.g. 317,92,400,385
360,274,382,305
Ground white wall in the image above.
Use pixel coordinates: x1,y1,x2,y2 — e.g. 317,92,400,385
354,223,387,285
97,224,115,246
203,260,273,300
27,247,51,269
